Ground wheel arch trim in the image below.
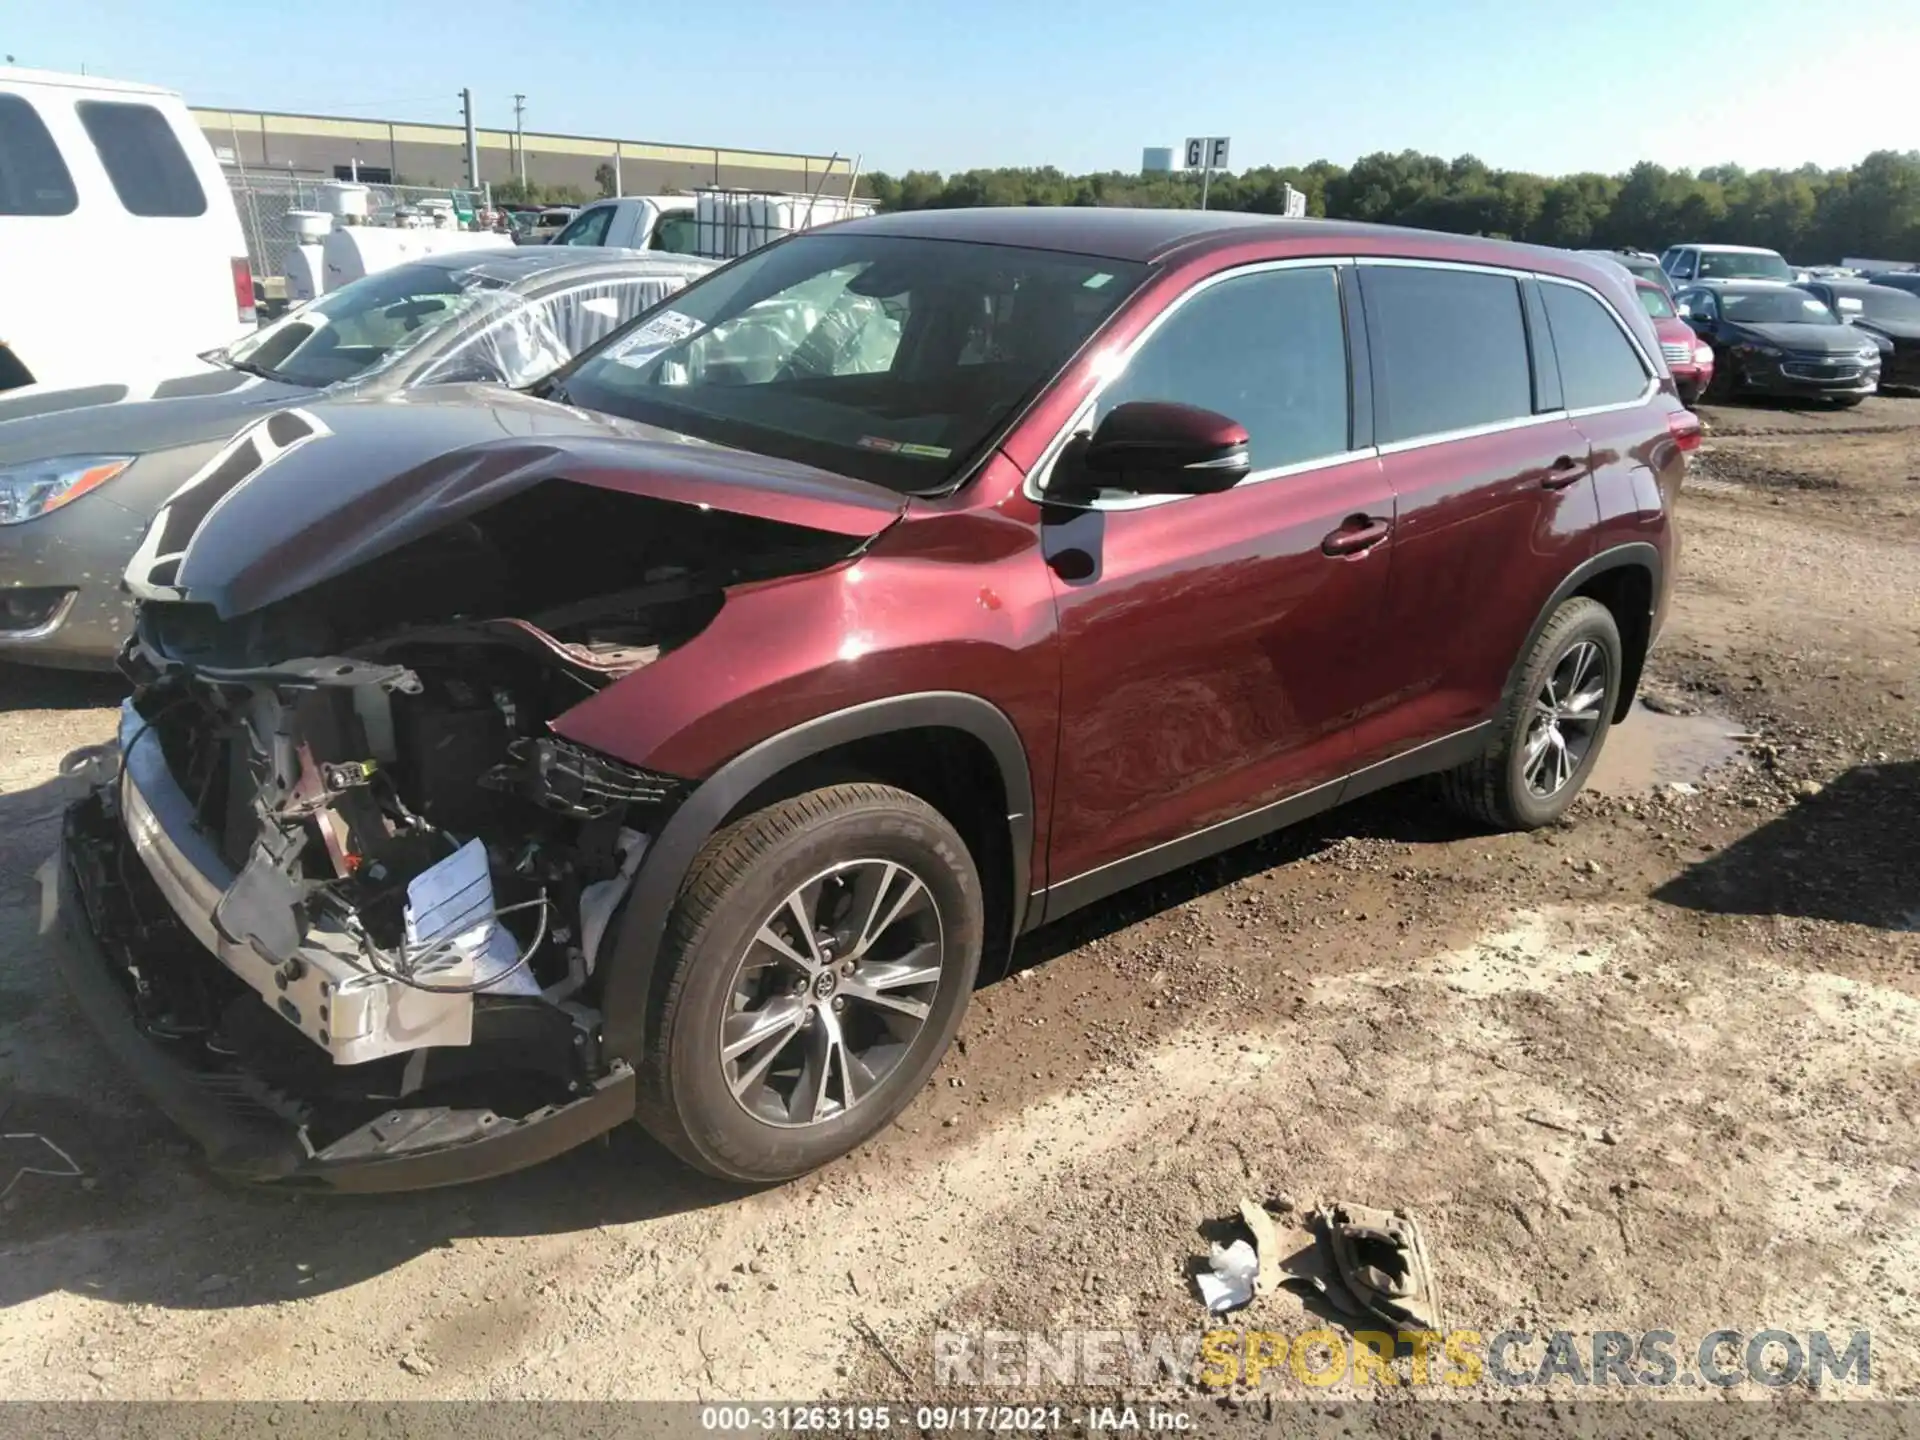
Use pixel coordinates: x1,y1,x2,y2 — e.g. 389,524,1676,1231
595,691,1035,1062
1509,542,1663,724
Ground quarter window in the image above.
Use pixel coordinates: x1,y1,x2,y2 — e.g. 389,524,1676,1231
651,213,699,254
1541,283,1650,410
555,206,614,246
1096,266,1350,472
1363,266,1533,444
76,101,207,217
0,95,78,216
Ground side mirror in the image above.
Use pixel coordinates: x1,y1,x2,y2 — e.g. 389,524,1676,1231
1077,401,1252,496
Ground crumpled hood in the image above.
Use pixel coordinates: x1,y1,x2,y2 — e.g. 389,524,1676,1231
0,370,309,464
1730,322,1875,355
123,384,909,618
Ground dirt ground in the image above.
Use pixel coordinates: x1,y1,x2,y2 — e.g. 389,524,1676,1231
1,392,1917,1423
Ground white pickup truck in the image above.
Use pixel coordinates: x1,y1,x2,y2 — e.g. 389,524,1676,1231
547,190,875,260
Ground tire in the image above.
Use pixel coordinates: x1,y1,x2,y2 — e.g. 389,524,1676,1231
636,783,984,1182
1701,353,1733,403
1437,597,1623,831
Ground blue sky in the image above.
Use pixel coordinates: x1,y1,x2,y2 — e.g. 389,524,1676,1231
6,0,1915,177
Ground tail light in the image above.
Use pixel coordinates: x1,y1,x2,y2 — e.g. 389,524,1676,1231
231,257,257,326
1667,410,1702,453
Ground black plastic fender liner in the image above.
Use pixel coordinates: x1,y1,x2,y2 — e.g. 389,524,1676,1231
1507,541,1664,725
594,691,1037,1064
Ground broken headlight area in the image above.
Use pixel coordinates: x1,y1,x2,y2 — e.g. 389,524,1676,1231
103,635,689,1143
122,631,681,1043
65,789,623,1159
86,479,867,1152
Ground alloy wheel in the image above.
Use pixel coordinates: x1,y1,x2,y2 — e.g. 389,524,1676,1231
1522,640,1609,798
720,859,944,1128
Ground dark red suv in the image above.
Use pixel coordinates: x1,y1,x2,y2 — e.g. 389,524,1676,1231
48,209,1695,1190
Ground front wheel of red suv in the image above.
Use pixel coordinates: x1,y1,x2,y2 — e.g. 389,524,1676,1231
635,783,984,1182
1438,597,1622,831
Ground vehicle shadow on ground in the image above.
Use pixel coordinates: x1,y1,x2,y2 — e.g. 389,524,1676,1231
0,781,1480,1313
1655,760,1920,929
1009,780,1482,972
0,661,126,713
0,1064,756,1312
0,747,113,877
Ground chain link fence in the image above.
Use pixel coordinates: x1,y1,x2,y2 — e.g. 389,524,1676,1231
226,173,490,282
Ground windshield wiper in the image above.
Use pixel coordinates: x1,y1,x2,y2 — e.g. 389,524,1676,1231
219,356,303,385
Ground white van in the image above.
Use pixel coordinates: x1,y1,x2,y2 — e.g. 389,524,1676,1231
0,67,254,391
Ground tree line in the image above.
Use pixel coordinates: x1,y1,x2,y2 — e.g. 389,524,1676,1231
865,150,1920,263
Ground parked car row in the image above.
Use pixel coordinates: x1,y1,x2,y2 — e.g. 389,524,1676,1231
0,247,714,665
1576,238,1920,404
1673,281,1883,404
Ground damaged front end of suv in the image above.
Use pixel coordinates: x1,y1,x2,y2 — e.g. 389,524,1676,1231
45,391,904,1190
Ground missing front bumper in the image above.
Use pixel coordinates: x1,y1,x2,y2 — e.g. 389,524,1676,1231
40,794,636,1192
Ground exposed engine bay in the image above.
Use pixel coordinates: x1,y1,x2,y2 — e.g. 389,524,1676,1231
77,479,870,1155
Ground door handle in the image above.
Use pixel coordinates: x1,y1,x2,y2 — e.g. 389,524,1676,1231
1321,515,1392,557
1542,456,1590,490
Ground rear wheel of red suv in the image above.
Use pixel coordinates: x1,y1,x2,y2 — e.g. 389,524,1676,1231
1438,597,1622,831
636,783,984,1182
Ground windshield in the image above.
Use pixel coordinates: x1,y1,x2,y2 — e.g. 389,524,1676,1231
221,262,509,387
1720,290,1839,325
1697,250,1794,281
1637,285,1676,319
560,234,1147,493
1851,286,1920,323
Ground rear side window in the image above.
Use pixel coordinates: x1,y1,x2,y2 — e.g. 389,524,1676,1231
1541,283,1650,410
554,206,613,246
0,95,78,215
651,213,699,253
76,101,207,217
1098,266,1350,471
1363,266,1533,444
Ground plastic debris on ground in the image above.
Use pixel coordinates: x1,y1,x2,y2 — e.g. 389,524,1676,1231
1240,1198,1282,1296
1194,1196,1442,1332
1197,1238,1260,1313
1273,1202,1443,1332
2,1131,84,1199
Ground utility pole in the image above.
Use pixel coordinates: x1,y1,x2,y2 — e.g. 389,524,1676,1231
459,87,478,192
512,93,527,188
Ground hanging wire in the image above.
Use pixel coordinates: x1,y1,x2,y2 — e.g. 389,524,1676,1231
354,890,552,995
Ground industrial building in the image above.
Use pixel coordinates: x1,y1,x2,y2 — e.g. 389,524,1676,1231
190,106,861,198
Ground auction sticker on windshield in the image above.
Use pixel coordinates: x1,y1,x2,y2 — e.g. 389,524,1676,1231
607,309,705,368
